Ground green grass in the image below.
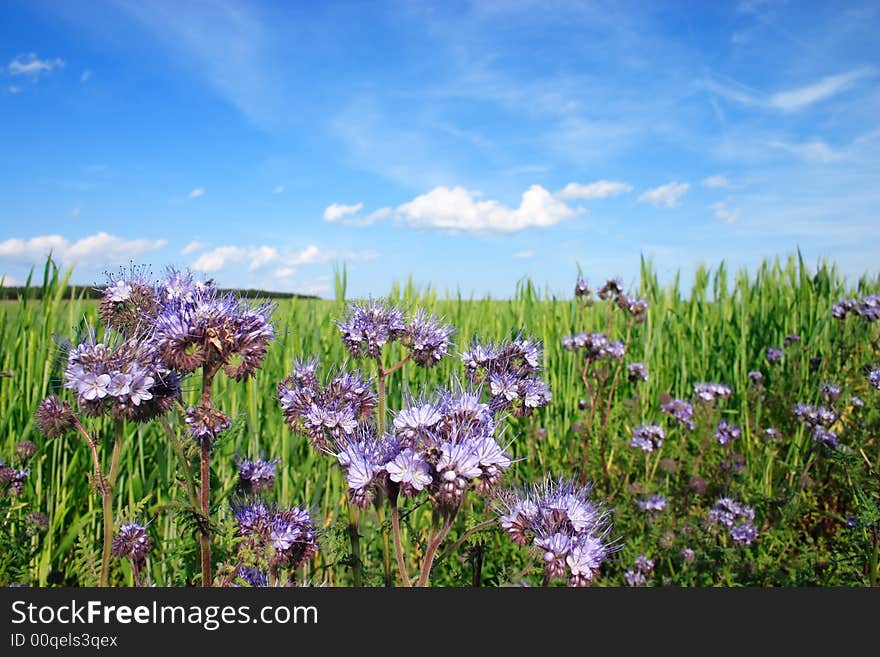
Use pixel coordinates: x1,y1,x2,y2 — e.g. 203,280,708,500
2,253,878,586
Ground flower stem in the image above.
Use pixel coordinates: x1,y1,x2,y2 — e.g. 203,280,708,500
347,503,363,587
389,491,412,587
374,499,393,586
416,506,458,587
198,364,219,587
98,420,125,588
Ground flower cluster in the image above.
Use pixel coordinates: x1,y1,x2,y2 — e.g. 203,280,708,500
766,347,784,364
232,500,318,575
498,478,616,587
277,361,376,449
637,494,667,513
150,270,275,380
461,336,551,415
624,554,654,586
627,362,648,383
336,299,453,367
708,498,758,546
333,388,512,509
35,396,76,439
574,278,590,298
630,424,665,453
868,367,880,390
99,266,159,334
793,403,839,447
832,294,880,322
0,459,29,498
693,382,732,403
615,294,649,322
562,332,626,361
62,335,180,422
714,420,741,446
237,458,279,495
111,522,152,563
662,398,695,430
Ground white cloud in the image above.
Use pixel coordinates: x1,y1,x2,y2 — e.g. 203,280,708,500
188,187,205,199
191,243,376,274
396,184,577,233
0,232,166,266
8,53,64,76
272,185,285,194
557,180,633,200
712,198,741,224
638,182,690,208
324,202,363,222
248,245,279,270
703,68,874,113
702,175,730,189
181,241,207,255
80,69,92,83
770,139,845,163
71,207,81,217
513,250,535,259
769,69,874,111
191,246,246,272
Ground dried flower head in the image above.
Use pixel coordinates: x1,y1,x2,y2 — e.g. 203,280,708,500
35,396,77,439
111,522,152,562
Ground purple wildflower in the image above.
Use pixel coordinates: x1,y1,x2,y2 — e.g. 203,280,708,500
856,294,880,322
630,425,665,453
35,396,76,438
627,363,648,383
783,334,800,347
624,554,654,587
597,277,623,300
574,278,591,298
812,426,839,448
336,298,406,359
766,347,784,364
748,371,763,385
111,522,152,562
714,420,741,446
868,367,880,390
694,382,732,403
709,498,758,547
662,398,695,430
462,335,550,415
237,458,279,495
385,448,432,497
401,310,454,368
820,382,841,400
185,405,231,445
637,494,667,513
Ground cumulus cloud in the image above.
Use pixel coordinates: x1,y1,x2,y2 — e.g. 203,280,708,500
702,175,730,189
324,202,363,222
0,232,166,266
188,187,205,199
248,245,278,270
396,184,576,233
712,198,741,224
638,182,689,208
556,180,633,200
191,246,247,272
8,53,64,76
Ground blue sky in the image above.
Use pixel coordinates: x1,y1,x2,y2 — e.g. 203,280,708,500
1,1,878,299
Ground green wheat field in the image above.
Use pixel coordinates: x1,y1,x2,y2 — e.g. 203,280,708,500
2,254,879,587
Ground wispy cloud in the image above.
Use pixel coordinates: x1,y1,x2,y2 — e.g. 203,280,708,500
0,233,166,266
513,249,535,259
712,198,741,224
770,139,845,163
80,69,92,83
181,241,207,255
702,175,731,189
7,85,22,94
769,69,874,111
703,68,875,112
638,182,689,208
8,53,64,77
557,180,633,200
71,208,81,217
272,185,285,194
191,243,376,274
324,202,363,223
188,187,205,199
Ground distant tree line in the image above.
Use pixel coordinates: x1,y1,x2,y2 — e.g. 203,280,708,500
0,285,319,301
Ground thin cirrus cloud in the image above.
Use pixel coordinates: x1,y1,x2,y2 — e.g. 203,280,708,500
8,53,65,76
191,243,376,275
638,182,690,208
188,187,205,199
0,233,167,266
702,175,730,189
556,180,633,200
712,198,741,224
702,68,875,112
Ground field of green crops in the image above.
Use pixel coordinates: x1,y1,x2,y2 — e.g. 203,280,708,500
2,254,879,587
